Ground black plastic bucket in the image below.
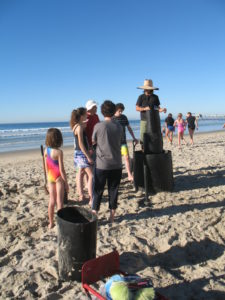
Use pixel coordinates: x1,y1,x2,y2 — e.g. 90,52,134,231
57,206,97,281
145,150,174,192
146,109,162,134
143,132,163,154
143,110,163,154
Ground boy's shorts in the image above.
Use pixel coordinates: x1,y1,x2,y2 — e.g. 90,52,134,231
121,144,128,156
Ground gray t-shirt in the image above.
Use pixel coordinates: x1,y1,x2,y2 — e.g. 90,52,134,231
92,120,123,170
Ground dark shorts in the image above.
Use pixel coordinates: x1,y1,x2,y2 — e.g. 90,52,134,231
188,126,195,130
167,125,175,132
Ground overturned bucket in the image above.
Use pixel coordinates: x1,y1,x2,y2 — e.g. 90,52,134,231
57,206,97,281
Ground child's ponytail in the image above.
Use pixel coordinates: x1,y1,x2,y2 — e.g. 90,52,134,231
70,107,87,129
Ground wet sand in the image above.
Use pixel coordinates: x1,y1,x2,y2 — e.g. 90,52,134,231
0,131,225,299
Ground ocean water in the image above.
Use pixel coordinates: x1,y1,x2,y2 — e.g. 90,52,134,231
0,119,225,153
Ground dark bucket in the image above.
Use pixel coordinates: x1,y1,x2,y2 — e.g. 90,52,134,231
145,150,174,192
143,132,163,154
57,206,97,282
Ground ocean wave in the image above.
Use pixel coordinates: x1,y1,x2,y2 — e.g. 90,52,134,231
0,126,71,138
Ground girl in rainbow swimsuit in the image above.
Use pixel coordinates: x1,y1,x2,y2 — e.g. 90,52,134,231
70,108,93,205
45,128,69,229
174,113,186,148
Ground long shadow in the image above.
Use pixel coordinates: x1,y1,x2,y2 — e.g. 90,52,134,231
120,238,224,274
174,168,225,192
114,198,225,223
174,165,225,176
120,238,225,299
158,275,225,300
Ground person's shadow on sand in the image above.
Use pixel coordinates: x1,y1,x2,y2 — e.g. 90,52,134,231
174,165,225,192
120,238,225,299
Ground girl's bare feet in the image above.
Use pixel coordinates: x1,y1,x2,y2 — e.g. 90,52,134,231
78,194,85,201
89,197,93,207
109,210,115,223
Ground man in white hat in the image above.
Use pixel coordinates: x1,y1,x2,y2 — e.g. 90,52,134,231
136,79,167,143
85,100,100,150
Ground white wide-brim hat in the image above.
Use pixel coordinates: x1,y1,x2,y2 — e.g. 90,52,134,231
86,99,98,111
137,79,159,90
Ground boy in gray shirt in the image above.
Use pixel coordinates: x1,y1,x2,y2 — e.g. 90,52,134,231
92,100,123,222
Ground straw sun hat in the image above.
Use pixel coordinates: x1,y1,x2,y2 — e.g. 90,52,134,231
137,79,159,90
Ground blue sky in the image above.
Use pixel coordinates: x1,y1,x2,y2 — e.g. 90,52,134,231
0,0,225,123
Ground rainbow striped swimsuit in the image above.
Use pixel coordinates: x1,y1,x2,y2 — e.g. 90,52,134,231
46,147,61,183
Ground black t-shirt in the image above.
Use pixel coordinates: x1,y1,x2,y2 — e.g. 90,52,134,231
187,116,196,129
113,114,129,144
136,93,160,121
165,117,175,127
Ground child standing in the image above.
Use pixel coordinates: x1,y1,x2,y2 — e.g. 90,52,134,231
174,113,186,148
44,128,69,229
70,108,93,205
113,103,138,181
165,113,175,144
92,100,123,222
186,112,198,145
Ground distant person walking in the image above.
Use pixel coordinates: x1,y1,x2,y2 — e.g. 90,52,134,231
165,113,175,144
174,113,186,148
136,79,166,144
113,103,138,181
186,112,198,145
44,128,69,229
92,100,123,223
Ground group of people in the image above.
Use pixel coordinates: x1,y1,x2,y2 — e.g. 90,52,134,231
44,99,137,228
44,78,199,228
164,112,198,147
135,79,198,148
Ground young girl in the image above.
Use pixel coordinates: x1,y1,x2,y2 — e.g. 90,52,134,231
45,128,69,229
70,108,93,205
174,113,186,148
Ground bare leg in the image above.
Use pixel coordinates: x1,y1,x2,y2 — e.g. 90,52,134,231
166,129,171,143
189,128,194,145
170,132,173,144
84,167,93,206
76,168,84,200
109,209,116,223
124,155,133,181
181,132,186,145
48,183,56,229
178,132,181,147
56,178,64,211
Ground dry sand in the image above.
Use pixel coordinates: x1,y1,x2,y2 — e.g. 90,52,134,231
0,131,225,299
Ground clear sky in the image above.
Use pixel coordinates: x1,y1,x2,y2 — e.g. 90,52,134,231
0,0,225,123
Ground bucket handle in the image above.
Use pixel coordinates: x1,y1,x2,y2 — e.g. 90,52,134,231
132,140,137,152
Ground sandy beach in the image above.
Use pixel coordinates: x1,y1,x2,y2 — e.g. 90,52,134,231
0,131,225,299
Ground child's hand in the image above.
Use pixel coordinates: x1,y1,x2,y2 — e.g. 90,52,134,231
87,156,94,164
133,138,138,145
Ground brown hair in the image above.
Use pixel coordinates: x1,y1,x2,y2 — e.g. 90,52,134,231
45,128,63,148
178,113,183,118
101,100,116,117
70,107,87,129
115,103,125,111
